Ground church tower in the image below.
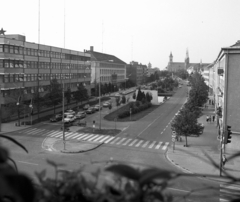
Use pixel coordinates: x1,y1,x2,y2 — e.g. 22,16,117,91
168,52,173,71
185,49,189,69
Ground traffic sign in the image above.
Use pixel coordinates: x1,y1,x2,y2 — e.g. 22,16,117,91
172,131,176,135
172,134,176,138
172,138,176,142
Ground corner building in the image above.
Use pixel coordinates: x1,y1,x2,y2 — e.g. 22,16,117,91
0,34,91,120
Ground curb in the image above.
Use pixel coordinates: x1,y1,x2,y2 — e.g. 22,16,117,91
60,142,105,154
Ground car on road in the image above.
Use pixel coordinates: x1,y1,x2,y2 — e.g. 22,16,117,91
94,104,102,111
103,101,111,107
64,109,76,115
75,111,87,119
83,104,90,110
50,114,62,122
86,107,96,114
63,114,76,123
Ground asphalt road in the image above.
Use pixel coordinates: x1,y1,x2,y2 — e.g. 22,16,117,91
3,84,220,202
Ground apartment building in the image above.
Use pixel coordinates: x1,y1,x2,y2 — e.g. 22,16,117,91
0,33,91,119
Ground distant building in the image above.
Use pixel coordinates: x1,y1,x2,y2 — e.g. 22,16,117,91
166,50,209,72
126,61,148,86
86,46,126,93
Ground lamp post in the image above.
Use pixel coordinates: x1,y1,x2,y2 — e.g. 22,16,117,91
62,81,66,150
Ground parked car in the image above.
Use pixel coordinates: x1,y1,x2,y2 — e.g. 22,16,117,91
94,104,103,111
83,104,90,110
50,114,62,122
103,101,111,107
86,107,96,114
63,114,76,123
76,111,87,119
64,109,76,115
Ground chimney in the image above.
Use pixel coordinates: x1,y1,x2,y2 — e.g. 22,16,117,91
90,46,94,51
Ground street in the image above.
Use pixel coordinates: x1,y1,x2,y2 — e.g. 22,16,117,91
3,85,220,202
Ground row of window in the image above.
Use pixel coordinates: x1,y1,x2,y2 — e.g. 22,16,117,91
0,45,90,61
99,63,123,69
1,81,90,97
100,68,124,75
2,73,90,83
0,59,90,70
100,75,124,82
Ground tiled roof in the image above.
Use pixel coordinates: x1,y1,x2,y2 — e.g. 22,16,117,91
87,51,127,65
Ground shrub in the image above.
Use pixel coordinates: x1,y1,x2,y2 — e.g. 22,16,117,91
122,95,126,104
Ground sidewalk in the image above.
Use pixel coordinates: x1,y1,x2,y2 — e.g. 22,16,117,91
166,103,240,180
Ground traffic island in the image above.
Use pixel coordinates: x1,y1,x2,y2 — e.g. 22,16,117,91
52,139,104,153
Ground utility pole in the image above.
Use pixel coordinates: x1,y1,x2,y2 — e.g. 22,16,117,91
62,82,66,150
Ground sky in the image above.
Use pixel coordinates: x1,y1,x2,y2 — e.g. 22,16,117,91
1,0,240,69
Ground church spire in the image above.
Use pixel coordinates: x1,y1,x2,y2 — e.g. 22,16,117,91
185,49,189,68
169,52,173,63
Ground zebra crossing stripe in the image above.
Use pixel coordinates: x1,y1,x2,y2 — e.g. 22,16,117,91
25,128,41,134
93,135,105,142
142,141,150,148
88,135,100,141
162,142,169,150
55,132,66,138
82,134,95,141
116,138,126,145
30,129,46,135
66,133,78,139
155,142,163,149
148,141,156,149
71,133,82,139
23,128,38,133
135,140,144,147
110,137,120,144
48,131,61,137
64,132,75,137
104,136,115,143
77,134,89,140
128,139,138,146
98,136,111,143
44,130,55,136
122,139,132,146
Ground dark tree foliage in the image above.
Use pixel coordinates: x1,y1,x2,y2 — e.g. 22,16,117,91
65,87,71,109
44,79,62,114
175,69,189,80
136,88,143,102
74,83,88,105
146,92,153,102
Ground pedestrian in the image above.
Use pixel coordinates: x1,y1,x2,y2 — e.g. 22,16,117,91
212,115,215,122
209,115,212,123
206,115,209,122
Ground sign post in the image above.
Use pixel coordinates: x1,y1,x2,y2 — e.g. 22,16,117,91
93,120,95,132
172,131,177,152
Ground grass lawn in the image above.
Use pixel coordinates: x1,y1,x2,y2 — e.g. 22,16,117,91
104,102,161,122
77,127,121,136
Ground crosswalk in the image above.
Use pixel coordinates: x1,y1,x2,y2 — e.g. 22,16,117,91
220,183,240,201
18,127,170,151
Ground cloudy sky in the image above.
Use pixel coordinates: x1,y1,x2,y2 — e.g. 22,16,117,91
1,0,239,69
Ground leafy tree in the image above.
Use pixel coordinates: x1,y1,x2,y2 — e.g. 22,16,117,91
171,109,201,146
146,92,152,102
132,92,136,99
122,95,126,104
65,87,71,109
45,79,62,115
136,88,142,102
175,69,189,80
74,83,88,106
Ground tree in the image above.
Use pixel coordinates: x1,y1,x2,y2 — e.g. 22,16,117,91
171,109,202,146
74,83,88,106
136,88,142,102
146,92,152,103
65,87,72,109
45,79,62,115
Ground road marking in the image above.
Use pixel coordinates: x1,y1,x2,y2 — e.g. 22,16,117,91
82,134,94,141
128,139,138,146
93,135,105,142
88,135,100,141
148,141,156,149
16,161,38,166
155,142,163,149
110,137,120,144
116,138,126,145
66,133,78,140
77,134,89,140
55,132,66,138
104,137,115,143
49,131,62,137
162,142,169,150
122,138,132,146
142,141,150,148
134,140,143,147
71,133,83,139
30,129,46,135
98,136,111,143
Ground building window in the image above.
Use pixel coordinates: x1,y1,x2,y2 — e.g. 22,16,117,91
4,45,9,53
0,45,3,52
0,59,3,68
19,47,23,54
14,46,19,54
9,46,14,53
4,74,9,83
4,60,9,68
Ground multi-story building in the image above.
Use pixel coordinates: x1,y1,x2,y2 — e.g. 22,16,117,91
210,40,240,150
126,61,148,86
86,46,126,93
0,33,91,120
